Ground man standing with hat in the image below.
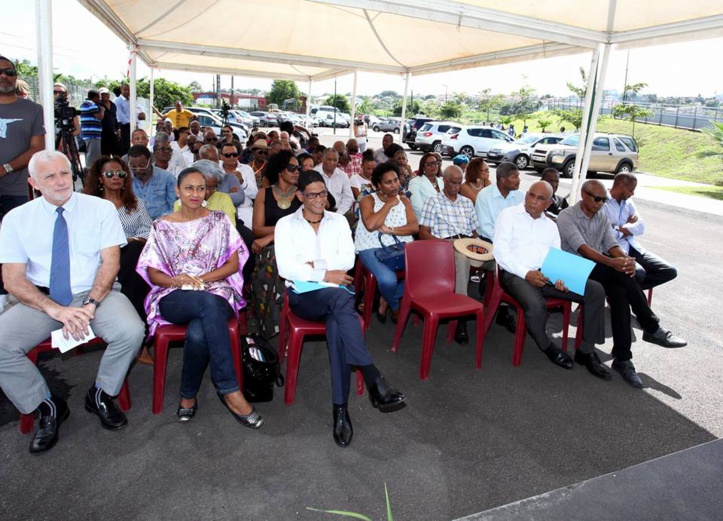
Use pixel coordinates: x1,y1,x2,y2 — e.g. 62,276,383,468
249,138,269,188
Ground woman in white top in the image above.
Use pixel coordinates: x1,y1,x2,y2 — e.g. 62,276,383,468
353,114,368,152
408,152,444,217
355,162,418,323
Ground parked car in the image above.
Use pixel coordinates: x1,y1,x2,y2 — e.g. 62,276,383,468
249,111,279,127
486,134,564,169
414,121,463,153
440,126,513,158
163,106,249,138
316,111,350,128
364,115,382,128
228,109,257,128
403,116,434,150
530,133,639,177
372,117,406,134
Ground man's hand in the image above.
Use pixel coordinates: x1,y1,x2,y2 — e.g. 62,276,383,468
324,270,353,286
609,256,636,277
554,280,569,293
619,226,633,237
627,214,639,224
525,270,550,288
46,304,94,341
229,186,239,193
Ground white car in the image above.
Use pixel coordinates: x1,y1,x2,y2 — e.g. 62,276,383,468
486,134,564,169
414,121,463,153
441,126,514,158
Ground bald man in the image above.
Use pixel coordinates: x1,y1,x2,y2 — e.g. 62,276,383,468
494,181,609,377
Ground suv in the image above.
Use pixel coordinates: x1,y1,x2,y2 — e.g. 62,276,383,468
531,133,639,177
163,106,248,138
415,121,463,153
403,117,434,150
372,117,405,134
486,134,563,169
441,126,513,158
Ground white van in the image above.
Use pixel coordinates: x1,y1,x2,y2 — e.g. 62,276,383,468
312,105,351,127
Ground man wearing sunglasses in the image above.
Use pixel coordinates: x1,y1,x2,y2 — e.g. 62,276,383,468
127,145,177,219
0,56,45,313
557,180,686,389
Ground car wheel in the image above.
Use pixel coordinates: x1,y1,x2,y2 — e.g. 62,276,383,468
460,146,474,158
514,154,529,170
373,126,380,132
562,159,576,178
407,143,417,150
616,162,633,174
432,141,442,153
393,128,400,134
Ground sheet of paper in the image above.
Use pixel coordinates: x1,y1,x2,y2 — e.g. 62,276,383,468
540,248,595,296
51,326,97,353
290,280,354,295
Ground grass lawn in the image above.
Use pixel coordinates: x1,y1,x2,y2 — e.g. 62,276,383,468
650,185,723,201
479,113,723,186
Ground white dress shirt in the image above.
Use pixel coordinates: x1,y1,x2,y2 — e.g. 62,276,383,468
493,203,560,280
602,193,645,254
275,208,355,282
235,163,259,206
170,141,191,170
314,165,354,215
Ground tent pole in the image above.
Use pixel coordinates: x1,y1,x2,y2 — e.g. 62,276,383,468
149,66,155,137
350,70,358,139
129,43,137,131
35,0,54,151
400,71,411,140
306,78,312,116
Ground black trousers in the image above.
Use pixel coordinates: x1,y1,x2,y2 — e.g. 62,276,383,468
119,123,131,156
118,241,151,325
499,270,605,354
589,263,659,361
630,246,678,290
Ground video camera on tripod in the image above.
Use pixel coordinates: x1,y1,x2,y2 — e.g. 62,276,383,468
53,92,84,185
54,93,78,131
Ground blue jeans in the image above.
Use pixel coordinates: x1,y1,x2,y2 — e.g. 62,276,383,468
358,248,405,311
158,290,238,399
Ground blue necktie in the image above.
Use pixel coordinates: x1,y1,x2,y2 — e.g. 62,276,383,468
49,207,72,306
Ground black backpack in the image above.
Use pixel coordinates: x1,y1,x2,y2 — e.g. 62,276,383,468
241,335,284,403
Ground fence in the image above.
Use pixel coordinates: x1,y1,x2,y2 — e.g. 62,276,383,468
545,99,722,131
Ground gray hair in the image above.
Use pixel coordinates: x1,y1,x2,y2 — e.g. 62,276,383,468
191,159,224,184
28,150,70,180
443,165,463,180
153,131,170,146
495,161,519,180
198,144,219,160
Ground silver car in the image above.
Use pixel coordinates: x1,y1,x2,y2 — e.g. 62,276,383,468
486,134,563,170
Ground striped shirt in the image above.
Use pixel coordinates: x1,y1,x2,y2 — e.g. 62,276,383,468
419,192,479,239
80,99,102,140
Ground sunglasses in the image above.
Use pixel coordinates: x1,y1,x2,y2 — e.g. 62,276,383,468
285,164,302,172
222,152,239,158
102,170,128,179
302,190,328,200
583,191,608,203
254,149,268,155
0,68,17,77
205,137,218,142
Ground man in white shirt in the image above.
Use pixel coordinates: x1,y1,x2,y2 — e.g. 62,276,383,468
313,148,354,219
0,150,144,453
603,173,677,290
494,181,609,378
275,170,406,449
171,126,195,166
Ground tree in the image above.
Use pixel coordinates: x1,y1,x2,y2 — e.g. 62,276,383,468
439,101,463,120
392,100,421,117
567,67,588,99
536,118,553,132
696,122,723,168
478,89,505,122
325,94,351,112
379,90,399,98
13,59,37,78
188,81,203,93
613,82,654,137
268,79,300,107
552,108,583,129
357,96,374,115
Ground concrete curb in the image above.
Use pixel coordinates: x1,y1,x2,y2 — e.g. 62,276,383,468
634,196,723,223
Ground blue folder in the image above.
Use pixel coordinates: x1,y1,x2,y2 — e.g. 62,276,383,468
540,248,595,296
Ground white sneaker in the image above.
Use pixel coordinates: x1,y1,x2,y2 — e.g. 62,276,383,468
0,294,7,314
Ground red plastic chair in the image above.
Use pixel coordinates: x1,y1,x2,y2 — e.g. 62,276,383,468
353,257,405,331
278,291,365,405
19,337,131,434
482,268,574,366
152,315,244,414
391,240,485,380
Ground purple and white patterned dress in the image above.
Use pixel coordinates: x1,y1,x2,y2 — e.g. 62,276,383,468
136,211,249,337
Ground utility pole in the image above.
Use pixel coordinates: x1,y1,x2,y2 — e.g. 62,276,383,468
622,50,630,103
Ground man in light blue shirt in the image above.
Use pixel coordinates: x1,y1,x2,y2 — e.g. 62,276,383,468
474,162,524,241
127,145,177,219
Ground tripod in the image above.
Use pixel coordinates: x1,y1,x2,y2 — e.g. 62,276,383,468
55,125,85,189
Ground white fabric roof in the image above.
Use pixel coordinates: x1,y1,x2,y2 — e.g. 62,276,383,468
78,0,723,80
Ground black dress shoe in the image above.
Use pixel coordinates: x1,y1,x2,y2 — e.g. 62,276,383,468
612,359,644,389
454,320,469,345
216,392,264,429
333,405,353,448
543,345,574,370
29,396,70,454
496,307,517,334
85,385,128,431
177,400,198,422
376,309,388,324
643,327,687,348
368,376,407,412
574,351,612,381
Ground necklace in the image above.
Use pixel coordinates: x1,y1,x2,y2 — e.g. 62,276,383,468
272,184,297,210
304,214,323,225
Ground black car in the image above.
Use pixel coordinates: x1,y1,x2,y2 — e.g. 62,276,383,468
403,117,434,150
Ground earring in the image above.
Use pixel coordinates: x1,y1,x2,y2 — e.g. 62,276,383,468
98,183,104,191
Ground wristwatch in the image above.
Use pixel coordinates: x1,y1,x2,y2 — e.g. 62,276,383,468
82,297,101,308
2,163,12,174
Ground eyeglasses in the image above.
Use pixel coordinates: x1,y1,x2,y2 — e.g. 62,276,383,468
583,191,608,203
0,68,17,77
254,149,268,155
301,190,328,199
102,170,128,179
129,161,151,172
156,147,172,152
285,164,301,172
424,161,442,167
222,152,239,158
53,90,65,95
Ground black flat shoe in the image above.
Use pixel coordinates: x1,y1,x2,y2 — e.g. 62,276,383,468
85,385,127,431
643,327,687,348
29,396,70,454
454,321,468,345
574,351,612,380
216,392,264,429
333,405,353,448
368,376,407,412
543,345,574,370
376,309,388,324
496,307,517,334
177,400,198,422
612,359,644,389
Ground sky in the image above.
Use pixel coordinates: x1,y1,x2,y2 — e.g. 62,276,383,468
2,0,722,100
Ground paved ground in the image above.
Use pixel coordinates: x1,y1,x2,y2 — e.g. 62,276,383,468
1,130,721,520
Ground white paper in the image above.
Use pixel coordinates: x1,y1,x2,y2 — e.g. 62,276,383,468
51,326,97,353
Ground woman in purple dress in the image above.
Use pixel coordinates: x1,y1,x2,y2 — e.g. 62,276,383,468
137,167,263,428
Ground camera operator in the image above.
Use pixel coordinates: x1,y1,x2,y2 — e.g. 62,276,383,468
99,87,120,156
53,83,80,140
80,89,105,168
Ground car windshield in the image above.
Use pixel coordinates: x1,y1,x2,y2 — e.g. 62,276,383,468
420,123,433,132
618,136,638,152
514,135,541,145
560,135,580,146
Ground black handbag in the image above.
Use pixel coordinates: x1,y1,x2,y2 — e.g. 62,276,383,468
373,232,406,271
241,334,284,403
